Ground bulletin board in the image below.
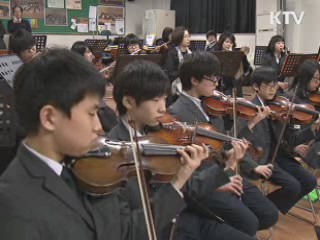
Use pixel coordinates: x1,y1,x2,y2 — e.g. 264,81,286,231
0,0,125,35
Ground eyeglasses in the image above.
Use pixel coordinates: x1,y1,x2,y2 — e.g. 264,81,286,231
261,83,278,90
203,75,221,84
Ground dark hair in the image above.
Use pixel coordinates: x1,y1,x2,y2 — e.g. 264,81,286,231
171,26,188,46
214,31,236,51
206,30,217,39
12,5,23,13
124,33,141,53
9,29,36,55
162,27,173,43
265,35,285,55
290,60,320,99
14,49,105,134
180,51,221,91
71,41,91,56
251,66,278,87
113,60,171,115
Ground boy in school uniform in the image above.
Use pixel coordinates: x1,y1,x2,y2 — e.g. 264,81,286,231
0,49,208,240
168,51,279,236
238,66,318,215
108,59,259,240
9,29,37,63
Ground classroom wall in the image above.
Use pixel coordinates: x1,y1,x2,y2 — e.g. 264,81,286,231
3,0,256,54
4,0,171,48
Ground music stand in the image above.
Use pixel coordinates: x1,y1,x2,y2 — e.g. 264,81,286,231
190,40,206,51
280,53,319,78
254,46,267,66
0,54,23,88
33,35,47,52
212,51,244,78
84,39,109,53
113,54,162,79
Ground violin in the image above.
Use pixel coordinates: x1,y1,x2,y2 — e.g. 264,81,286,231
308,92,320,107
71,137,185,195
147,113,263,161
202,90,261,120
267,96,320,124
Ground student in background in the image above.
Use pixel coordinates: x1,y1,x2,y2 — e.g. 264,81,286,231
9,29,37,63
163,26,192,105
163,26,192,84
71,41,118,133
238,66,318,216
262,35,289,92
124,33,145,55
205,30,217,52
71,41,94,62
168,51,279,236
284,60,320,169
156,27,173,46
7,5,31,34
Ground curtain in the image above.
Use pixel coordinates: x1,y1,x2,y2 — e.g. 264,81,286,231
171,0,256,33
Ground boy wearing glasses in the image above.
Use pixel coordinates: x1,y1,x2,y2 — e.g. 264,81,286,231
238,66,319,215
124,33,145,55
168,51,279,237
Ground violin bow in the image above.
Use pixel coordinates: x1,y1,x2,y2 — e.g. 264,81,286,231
270,81,300,166
232,84,240,175
126,114,158,240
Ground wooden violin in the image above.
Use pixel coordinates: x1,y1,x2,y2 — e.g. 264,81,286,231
147,113,263,161
308,92,320,107
267,96,320,124
202,90,261,120
71,137,185,195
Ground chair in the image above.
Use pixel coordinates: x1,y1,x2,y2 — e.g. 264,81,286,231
286,157,319,225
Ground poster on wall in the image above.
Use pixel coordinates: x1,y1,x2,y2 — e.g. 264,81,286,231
47,0,64,8
0,1,10,19
77,18,88,33
97,5,124,35
11,0,45,19
98,0,124,6
45,8,67,26
66,0,82,10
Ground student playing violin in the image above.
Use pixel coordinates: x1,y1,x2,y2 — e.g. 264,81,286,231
0,49,207,240
71,41,118,133
238,66,319,215
108,59,259,240
285,59,320,105
168,51,278,237
283,60,320,169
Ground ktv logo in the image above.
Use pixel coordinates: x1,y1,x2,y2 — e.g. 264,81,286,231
270,11,305,24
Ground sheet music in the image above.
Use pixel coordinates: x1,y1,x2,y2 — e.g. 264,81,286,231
0,55,23,88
